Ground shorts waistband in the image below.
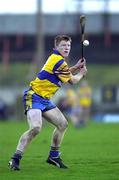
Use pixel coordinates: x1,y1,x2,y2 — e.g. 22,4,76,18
28,87,50,100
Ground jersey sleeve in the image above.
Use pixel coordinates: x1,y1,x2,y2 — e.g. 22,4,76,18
53,59,72,83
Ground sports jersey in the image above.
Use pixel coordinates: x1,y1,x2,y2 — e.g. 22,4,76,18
30,50,72,99
78,86,92,107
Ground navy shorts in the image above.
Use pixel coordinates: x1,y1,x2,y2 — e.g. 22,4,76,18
23,89,56,114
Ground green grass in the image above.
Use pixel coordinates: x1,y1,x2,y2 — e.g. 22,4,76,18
0,120,119,180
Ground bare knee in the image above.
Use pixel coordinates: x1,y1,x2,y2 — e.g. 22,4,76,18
58,121,68,131
30,126,41,136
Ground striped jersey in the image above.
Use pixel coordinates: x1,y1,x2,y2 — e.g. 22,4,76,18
30,50,72,99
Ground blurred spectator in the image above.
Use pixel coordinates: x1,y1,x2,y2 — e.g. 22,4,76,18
65,88,81,127
77,80,92,127
65,88,77,115
57,88,81,127
57,88,76,116
57,96,70,114
0,98,8,120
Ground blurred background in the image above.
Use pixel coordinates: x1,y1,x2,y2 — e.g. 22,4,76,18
0,0,119,123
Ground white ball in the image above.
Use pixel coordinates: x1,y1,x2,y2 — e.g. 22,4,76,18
83,40,89,46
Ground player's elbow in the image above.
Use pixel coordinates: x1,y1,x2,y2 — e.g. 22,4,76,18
68,78,78,85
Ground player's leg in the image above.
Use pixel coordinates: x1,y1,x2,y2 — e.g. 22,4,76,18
9,109,42,170
77,106,85,127
83,107,90,124
17,109,42,152
43,107,68,168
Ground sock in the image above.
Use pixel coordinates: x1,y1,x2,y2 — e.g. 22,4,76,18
49,146,60,158
12,152,22,161
15,150,23,156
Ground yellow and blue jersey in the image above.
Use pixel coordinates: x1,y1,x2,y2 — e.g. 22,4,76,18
23,50,72,114
78,86,92,107
30,49,72,99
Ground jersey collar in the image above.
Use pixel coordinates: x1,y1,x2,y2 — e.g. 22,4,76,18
53,49,61,56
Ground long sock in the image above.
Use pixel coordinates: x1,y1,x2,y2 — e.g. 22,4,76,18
49,146,60,158
12,151,22,161
15,150,23,156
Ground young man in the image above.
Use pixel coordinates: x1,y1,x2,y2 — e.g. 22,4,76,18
9,35,87,170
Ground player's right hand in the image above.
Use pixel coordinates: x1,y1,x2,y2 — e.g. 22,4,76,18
75,58,86,69
80,65,87,76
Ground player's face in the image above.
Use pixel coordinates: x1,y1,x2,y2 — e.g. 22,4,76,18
56,40,71,57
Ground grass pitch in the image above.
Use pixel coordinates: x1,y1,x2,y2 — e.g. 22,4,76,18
0,120,119,180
